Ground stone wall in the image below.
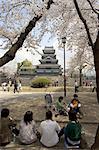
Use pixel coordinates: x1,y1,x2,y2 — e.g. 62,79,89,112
19,75,35,86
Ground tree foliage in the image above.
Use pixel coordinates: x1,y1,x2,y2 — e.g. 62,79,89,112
68,46,94,77
19,59,33,68
0,0,98,100
0,0,98,66
0,0,54,66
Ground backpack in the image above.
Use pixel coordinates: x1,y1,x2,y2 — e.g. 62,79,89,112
45,94,52,103
65,121,81,141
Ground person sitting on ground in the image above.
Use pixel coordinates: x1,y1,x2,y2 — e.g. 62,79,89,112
67,94,83,118
59,110,82,149
0,108,16,146
39,110,61,147
19,111,37,145
55,96,67,116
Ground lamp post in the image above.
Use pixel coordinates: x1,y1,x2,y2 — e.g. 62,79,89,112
62,37,66,97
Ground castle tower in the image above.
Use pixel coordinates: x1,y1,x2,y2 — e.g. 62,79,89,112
36,46,62,75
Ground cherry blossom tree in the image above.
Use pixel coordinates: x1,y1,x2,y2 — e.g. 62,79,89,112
0,0,54,66
72,0,99,102
0,0,98,102
68,39,94,86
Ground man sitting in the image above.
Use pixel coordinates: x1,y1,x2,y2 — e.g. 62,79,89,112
39,110,61,147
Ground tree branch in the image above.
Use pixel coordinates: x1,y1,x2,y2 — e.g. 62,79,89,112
86,0,99,14
0,35,13,45
5,1,32,21
0,0,54,67
73,0,94,49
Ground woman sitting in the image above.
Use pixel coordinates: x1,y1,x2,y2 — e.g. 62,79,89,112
19,111,37,145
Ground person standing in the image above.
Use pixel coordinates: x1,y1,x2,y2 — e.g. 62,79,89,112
44,93,53,110
7,80,12,92
14,80,17,93
75,80,79,93
1,82,7,91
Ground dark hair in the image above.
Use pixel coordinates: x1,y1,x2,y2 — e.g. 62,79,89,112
68,110,77,121
24,111,33,125
1,108,9,118
46,110,52,120
73,94,78,98
58,96,63,102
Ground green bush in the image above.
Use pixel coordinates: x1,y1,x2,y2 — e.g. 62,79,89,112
31,77,51,88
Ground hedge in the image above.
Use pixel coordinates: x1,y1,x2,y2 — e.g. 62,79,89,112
31,77,51,88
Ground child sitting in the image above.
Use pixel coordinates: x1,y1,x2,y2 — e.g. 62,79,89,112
67,94,83,119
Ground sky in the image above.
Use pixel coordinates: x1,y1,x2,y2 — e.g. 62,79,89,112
0,34,73,73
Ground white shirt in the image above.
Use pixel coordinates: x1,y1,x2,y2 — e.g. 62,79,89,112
19,120,37,144
75,81,78,87
40,119,61,147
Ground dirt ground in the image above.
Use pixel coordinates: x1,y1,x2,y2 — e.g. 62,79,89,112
0,90,99,149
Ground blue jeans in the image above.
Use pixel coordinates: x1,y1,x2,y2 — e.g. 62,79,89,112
64,140,79,149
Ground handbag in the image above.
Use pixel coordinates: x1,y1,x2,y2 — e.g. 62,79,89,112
80,133,88,149
12,127,19,136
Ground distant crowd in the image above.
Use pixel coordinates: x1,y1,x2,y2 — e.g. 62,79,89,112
74,80,96,93
1,79,96,94
1,78,22,93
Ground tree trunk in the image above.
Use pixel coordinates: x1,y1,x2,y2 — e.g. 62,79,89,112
93,31,99,103
91,32,99,149
91,124,99,149
0,0,54,67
